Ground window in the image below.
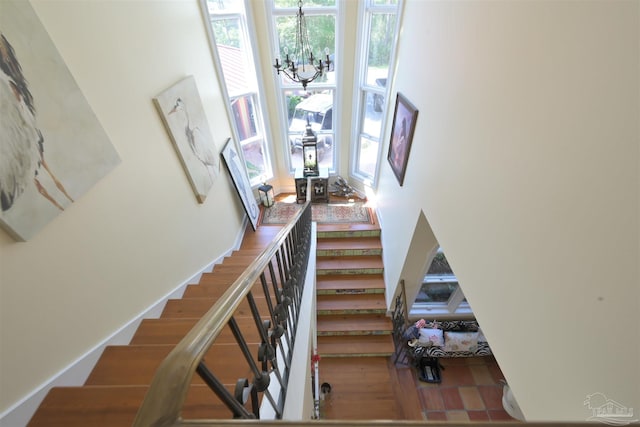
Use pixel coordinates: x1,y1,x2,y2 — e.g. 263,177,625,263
411,248,472,317
201,0,273,186
352,0,401,184
270,0,337,172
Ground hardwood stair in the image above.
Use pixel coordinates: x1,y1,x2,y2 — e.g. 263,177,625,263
27,225,284,426
315,221,394,358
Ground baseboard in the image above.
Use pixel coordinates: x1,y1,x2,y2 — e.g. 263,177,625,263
0,221,248,427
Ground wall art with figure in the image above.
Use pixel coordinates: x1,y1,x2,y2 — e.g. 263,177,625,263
0,0,121,241
387,92,418,186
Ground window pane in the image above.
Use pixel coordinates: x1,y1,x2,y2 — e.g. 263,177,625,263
285,89,334,171
365,13,396,87
274,0,336,8
206,0,244,13
231,96,257,141
357,136,379,177
275,14,335,87
212,18,252,96
241,139,268,182
416,282,459,304
363,92,383,137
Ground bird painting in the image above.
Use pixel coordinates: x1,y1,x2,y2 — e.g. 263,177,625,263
154,75,219,203
0,0,120,241
167,97,218,182
0,33,74,213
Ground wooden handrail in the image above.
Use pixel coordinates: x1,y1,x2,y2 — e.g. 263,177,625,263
133,201,312,427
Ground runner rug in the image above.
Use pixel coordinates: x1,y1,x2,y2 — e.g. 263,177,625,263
259,202,372,225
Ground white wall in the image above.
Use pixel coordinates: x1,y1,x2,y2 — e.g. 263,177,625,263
0,0,249,415
378,0,639,421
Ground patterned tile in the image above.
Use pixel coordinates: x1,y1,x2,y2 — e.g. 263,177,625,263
441,387,464,410
459,386,485,410
439,365,475,387
468,410,491,421
419,387,445,411
424,411,447,421
489,409,515,420
479,385,504,410
446,410,470,421
470,364,495,385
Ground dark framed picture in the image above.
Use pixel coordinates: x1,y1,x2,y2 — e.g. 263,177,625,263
221,138,260,231
387,93,418,186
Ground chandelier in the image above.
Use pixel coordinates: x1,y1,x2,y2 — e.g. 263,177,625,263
273,0,331,90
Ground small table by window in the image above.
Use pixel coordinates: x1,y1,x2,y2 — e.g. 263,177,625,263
295,168,329,204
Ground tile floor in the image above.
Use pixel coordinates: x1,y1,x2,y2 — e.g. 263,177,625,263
414,355,516,422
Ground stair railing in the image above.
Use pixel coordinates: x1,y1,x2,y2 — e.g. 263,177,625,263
133,195,313,427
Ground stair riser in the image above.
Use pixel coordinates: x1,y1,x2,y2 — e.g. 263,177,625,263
317,308,387,315
319,352,394,358
316,288,385,295
316,248,382,257
317,230,381,239
317,331,393,336
317,268,383,275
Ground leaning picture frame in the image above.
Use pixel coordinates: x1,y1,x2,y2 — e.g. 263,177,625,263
221,138,260,231
387,92,418,186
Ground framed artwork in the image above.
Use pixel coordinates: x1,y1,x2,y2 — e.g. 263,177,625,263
221,138,260,231
387,92,418,186
0,0,120,241
153,76,219,203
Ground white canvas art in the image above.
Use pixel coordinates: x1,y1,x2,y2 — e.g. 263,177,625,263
221,138,260,231
0,0,121,241
153,76,219,203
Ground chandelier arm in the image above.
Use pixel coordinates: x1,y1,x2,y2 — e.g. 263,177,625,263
273,0,330,89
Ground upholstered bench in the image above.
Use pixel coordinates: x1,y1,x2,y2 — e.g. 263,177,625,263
405,320,492,359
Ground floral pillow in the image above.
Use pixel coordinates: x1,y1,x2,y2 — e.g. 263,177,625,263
443,331,479,352
418,328,444,347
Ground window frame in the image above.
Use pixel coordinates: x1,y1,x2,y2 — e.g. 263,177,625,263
350,0,403,187
267,0,340,175
410,248,472,318
200,0,274,187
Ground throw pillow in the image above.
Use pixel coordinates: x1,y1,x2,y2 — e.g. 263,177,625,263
443,331,479,352
418,328,444,347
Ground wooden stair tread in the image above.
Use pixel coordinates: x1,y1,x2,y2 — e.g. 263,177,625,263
85,344,254,386
317,314,393,334
183,279,264,298
317,334,395,357
28,384,253,427
317,294,387,313
161,296,272,318
130,317,260,345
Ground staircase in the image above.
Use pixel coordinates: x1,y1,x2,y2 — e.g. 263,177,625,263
315,221,394,358
27,226,284,426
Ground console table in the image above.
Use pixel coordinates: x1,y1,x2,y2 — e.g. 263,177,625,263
295,168,329,203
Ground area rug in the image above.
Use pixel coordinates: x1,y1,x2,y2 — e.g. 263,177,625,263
259,202,372,225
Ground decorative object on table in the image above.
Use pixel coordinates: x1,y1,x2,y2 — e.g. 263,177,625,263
329,176,356,198
273,0,331,90
387,92,418,186
0,0,121,241
221,138,260,231
259,201,372,225
153,75,219,203
295,168,327,203
258,182,275,208
302,119,319,177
